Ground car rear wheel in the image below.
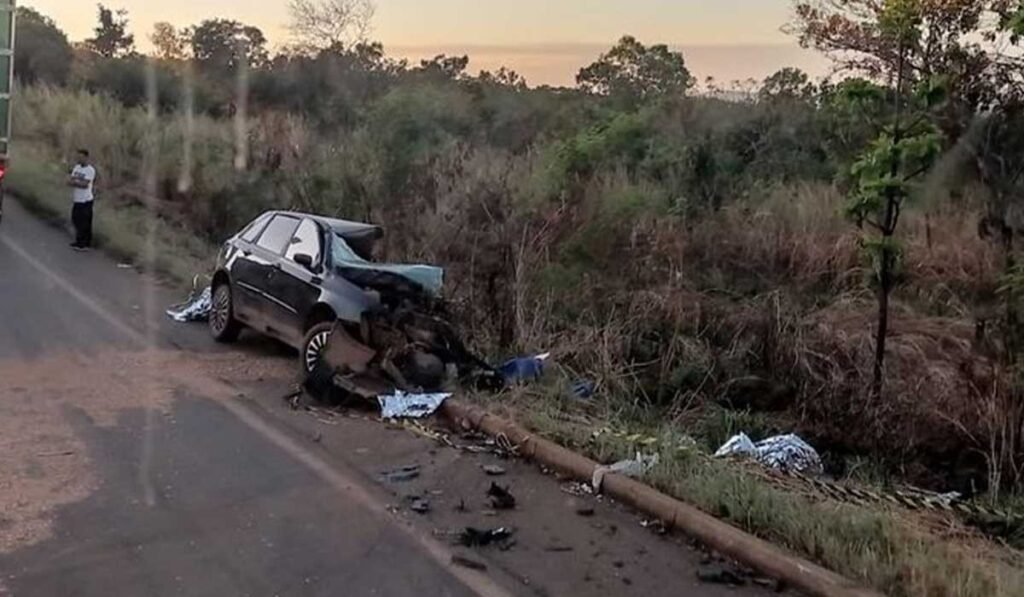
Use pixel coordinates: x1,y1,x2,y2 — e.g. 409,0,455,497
209,282,242,343
301,322,334,376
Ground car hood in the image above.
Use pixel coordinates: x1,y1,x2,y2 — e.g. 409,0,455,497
332,235,444,296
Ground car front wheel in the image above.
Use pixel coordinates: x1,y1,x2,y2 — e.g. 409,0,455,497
301,322,334,376
209,282,242,343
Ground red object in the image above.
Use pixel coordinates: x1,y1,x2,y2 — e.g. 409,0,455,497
0,160,7,181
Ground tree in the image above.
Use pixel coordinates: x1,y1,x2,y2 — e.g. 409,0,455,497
150,22,187,61
759,67,816,102
85,4,135,58
13,7,73,85
415,54,469,80
791,0,1003,137
840,0,945,397
190,19,269,72
478,67,527,90
288,0,375,51
576,36,694,105
969,3,1024,361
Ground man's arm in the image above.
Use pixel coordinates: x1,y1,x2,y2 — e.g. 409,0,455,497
67,175,90,189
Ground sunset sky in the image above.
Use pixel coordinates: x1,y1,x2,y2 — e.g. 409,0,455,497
24,0,829,86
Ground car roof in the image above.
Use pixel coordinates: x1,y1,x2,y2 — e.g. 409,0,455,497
270,210,383,241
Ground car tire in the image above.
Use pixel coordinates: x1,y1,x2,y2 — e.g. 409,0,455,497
301,321,335,377
209,282,242,343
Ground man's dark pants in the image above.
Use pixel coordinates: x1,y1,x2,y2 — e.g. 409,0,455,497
71,201,93,247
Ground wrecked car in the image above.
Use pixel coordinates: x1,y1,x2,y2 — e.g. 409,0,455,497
210,210,496,397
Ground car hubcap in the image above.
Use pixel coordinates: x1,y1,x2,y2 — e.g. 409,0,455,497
211,286,230,334
305,330,332,373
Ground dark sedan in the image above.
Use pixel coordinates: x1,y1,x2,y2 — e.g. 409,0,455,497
208,210,444,374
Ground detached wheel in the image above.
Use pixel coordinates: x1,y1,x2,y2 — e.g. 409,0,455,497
209,282,242,343
301,322,334,376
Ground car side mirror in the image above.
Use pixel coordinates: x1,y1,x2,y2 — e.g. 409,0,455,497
294,253,315,271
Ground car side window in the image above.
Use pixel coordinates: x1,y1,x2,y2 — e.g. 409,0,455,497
285,219,322,264
256,216,300,255
240,214,270,243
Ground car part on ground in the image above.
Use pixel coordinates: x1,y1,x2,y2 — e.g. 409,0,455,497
316,292,501,401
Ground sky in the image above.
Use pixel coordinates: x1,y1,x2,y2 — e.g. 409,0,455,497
24,0,829,86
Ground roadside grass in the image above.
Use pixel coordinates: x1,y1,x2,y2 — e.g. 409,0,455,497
470,381,1024,597
6,144,215,288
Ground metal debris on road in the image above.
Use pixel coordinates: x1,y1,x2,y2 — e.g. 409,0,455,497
486,482,516,510
458,527,514,548
714,432,823,475
591,452,660,492
560,481,594,497
697,564,748,586
380,464,421,483
575,505,595,517
410,497,431,514
640,519,668,535
284,389,304,410
482,464,507,476
378,391,451,419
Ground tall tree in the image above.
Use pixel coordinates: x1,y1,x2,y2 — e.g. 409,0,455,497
576,36,694,106
288,0,375,51
150,22,187,61
792,0,1003,137
190,19,268,72
85,4,135,58
840,0,945,396
13,7,73,85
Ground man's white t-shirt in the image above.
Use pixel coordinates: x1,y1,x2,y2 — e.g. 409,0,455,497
71,164,96,203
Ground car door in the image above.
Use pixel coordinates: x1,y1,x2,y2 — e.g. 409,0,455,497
247,214,301,338
228,213,272,326
266,218,326,346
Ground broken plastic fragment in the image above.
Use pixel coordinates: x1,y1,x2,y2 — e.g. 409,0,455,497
486,482,516,510
591,452,660,492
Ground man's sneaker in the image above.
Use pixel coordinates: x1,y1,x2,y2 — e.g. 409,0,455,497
72,244,86,252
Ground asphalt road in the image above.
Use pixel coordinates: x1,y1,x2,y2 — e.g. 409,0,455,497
0,198,772,597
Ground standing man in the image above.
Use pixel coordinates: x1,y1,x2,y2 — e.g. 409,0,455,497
67,149,96,251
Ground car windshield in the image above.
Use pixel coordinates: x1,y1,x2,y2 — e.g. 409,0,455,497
332,233,444,296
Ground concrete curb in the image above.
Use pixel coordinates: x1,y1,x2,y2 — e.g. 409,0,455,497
440,399,881,597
